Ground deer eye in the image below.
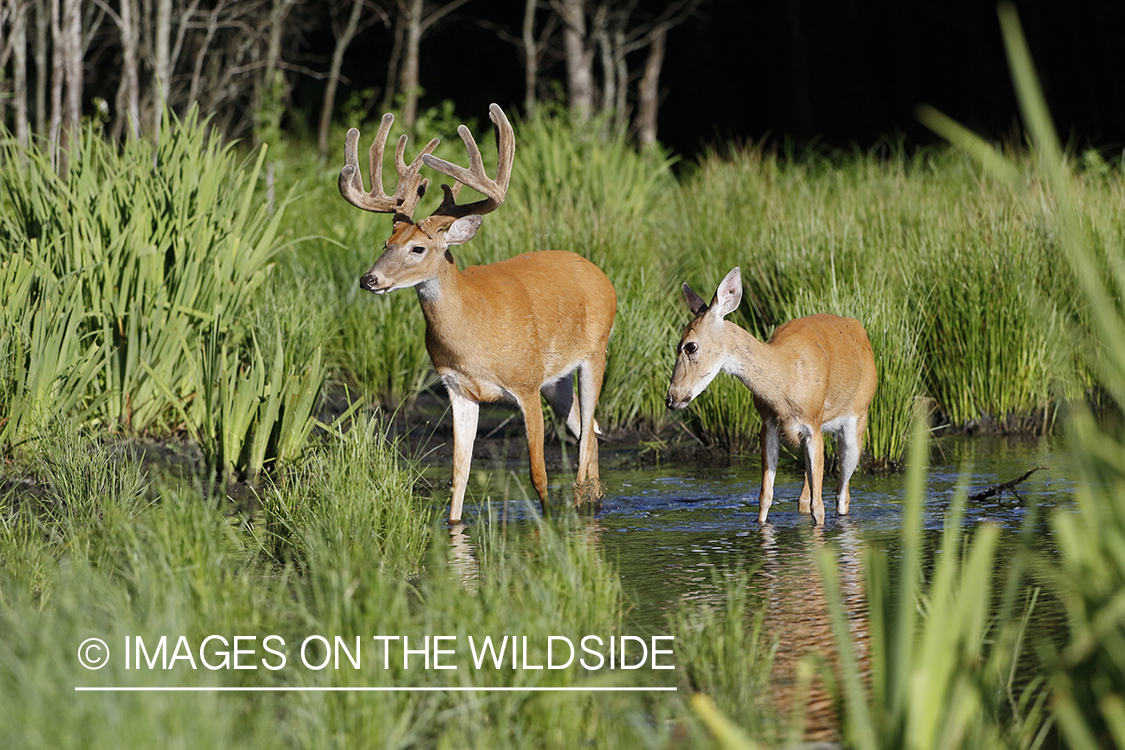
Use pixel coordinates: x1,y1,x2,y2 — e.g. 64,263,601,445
683,342,698,355
411,245,426,254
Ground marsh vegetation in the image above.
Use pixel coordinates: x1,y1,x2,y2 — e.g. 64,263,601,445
3,14,1125,746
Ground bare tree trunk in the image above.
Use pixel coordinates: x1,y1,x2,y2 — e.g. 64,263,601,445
33,0,46,134
187,1,221,105
521,0,537,113
558,0,592,122
12,0,29,147
636,23,666,148
48,0,64,168
153,0,171,132
612,25,627,129
318,0,366,160
109,0,141,138
0,0,12,128
263,0,295,95
63,0,80,134
399,0,422,128
594,3,613,119
383,0,470,121
255,0,296,147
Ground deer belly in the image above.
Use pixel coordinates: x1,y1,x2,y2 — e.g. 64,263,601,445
821,414,856,437
440,370,511,404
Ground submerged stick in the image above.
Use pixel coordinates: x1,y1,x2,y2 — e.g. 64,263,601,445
969,466,1044,503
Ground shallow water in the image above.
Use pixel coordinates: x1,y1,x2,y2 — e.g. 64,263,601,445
599,434,1077,625
439,434,1077,599
442,434,1077,610
431,433,1078,740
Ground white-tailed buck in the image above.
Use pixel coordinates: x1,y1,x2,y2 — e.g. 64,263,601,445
339,104,616,523
665,268,877,525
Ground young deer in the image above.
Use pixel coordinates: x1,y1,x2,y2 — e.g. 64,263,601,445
339,104,616,523
666,268,877,525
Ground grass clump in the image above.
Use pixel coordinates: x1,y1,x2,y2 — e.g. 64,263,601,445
263,416,433,579
4,422,733,749
0,109,328,481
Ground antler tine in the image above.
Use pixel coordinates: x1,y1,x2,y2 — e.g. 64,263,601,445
338,112,439,220
339,114,397,213
422,103,515,221
393,133,440,219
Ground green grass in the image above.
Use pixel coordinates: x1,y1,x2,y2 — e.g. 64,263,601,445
0,422,775,750
7,22,1125,746
0,108,326,481
4,94,1119,472
803,8,1125,750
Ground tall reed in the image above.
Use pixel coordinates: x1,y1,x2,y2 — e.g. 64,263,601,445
0,425,694,750
0,111,330,479
799,6,1125,748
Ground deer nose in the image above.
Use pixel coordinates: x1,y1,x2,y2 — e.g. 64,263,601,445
665,393,677,410
360,272,379,292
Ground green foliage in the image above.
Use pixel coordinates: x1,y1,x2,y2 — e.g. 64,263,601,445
814,7,1125,750
503,105,679,236
672,569,775,738
0,253,103,448
263,416,433,578
816,418,1048,749
0,110,328,479
978,7,1125,747
915,209,1076,429
0,427,700,750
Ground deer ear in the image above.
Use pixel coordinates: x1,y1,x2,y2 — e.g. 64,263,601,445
710,267,742,318
683,283,709,316
444,214,482,246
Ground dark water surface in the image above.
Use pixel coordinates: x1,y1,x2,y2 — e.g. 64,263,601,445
442,434,1077,622
432,433,1078,740
599,434,1077,629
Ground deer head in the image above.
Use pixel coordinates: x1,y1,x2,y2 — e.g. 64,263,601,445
667,267,743,409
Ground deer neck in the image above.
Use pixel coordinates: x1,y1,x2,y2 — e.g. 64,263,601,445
415,254,473,351
722,323,790,409
414,249,461,305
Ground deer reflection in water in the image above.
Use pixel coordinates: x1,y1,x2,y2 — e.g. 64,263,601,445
759,520,868,743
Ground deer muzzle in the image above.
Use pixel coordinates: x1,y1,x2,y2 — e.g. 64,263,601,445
360,271,386,294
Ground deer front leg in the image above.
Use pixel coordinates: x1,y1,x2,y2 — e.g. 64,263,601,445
518,391,551,515
758,415,779,524
448,387,480,524
797,445,813,514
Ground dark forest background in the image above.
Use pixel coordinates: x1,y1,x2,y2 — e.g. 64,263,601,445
1,0,1123,161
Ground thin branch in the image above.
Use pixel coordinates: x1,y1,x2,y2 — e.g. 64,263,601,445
420,0,473,34
969,466,1044,503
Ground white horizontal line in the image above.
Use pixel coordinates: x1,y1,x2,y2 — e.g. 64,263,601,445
75,686,677,693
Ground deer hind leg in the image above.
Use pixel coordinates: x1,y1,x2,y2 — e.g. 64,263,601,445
835,414,865,515
574,354,606,504
797,453,813,515
448,387,481,524
541,377,581,439
801,425,826,525
517,391,551,515
758,415,779,524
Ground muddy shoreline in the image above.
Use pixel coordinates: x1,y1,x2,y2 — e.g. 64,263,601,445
2,384,1071,512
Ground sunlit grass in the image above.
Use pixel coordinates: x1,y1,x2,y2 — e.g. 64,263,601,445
0,426,716,750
